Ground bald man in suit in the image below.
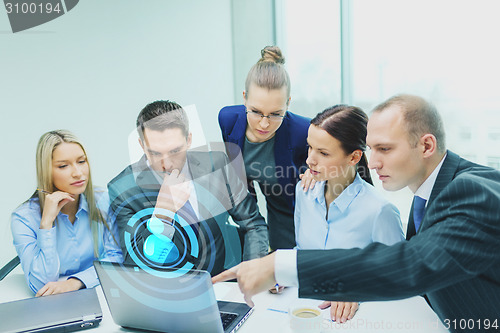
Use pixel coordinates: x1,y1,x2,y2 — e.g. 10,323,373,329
214,94,500,331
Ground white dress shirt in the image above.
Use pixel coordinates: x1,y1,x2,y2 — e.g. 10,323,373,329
414,153,447,204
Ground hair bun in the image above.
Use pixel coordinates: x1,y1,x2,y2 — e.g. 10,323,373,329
259,46,285,64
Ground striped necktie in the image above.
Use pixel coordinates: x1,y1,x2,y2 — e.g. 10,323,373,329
413,196,427,232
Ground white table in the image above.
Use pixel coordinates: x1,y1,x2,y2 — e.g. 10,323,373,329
0,266,448,332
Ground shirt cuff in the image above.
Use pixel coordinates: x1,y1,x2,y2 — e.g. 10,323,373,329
150,215,175,239
274,249,298,287
37,227,57,257
68,266,98,289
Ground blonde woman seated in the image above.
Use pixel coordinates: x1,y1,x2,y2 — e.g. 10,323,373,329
11,130,122,296
295,105,405,323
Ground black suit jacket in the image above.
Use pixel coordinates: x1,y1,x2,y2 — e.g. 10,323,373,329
297,151,500,329
108,150,269,276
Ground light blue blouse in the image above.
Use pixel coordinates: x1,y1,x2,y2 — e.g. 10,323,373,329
11,189,122,293
294,174,405,250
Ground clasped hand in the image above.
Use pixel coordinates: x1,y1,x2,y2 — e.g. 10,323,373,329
40,191,75,229
155,169,190,215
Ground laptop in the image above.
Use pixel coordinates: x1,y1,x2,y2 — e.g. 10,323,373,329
0,287,102,333
94,261,252,333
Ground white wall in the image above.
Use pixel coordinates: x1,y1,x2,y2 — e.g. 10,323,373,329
0,0,237,266
231,0,276,102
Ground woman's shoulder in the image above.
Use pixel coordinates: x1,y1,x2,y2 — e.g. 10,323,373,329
284,111,311,137
218,105,245,125
285,111,311,124
284,111,310,135
281,111,310,150
284,111,311,132
11,196,41,228
218,105,247,142
219,104,245,115
295,180,325,201
13,196,40,214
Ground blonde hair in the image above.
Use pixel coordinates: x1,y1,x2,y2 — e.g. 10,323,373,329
245,46,291,101
35,130,114,257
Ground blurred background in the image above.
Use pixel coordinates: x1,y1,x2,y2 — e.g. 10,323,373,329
1,0,499,266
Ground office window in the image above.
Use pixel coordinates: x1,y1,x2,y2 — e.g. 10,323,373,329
488,128,500,141
350,0,500,169
458,127,473,141
487,157,500,170
279,0,500,222
277,0,341,118
357,1,500,219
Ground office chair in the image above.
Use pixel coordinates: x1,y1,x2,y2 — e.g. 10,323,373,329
0,256,20,281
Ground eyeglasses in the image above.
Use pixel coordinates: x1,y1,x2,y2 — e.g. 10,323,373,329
246,109,285,123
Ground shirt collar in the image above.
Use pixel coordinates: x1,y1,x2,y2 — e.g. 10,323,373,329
333,173,364,212
311,173,364,213
414,152,447,201
310,180,326,205
76,193,89,215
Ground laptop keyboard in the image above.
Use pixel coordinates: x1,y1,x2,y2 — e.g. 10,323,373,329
220,312,238,330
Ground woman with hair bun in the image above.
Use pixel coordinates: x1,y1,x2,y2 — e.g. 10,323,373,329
219,46,311,252
11,130,122,296
295,105,405,322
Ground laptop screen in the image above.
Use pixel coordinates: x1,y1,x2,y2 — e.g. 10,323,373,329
94,261,228,332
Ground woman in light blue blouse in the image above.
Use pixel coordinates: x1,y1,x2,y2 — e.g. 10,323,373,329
294,105,405,323
11,130,122,296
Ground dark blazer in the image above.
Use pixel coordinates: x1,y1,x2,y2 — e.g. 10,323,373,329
108,150,269,276
218,105,310,210
296,151,500,329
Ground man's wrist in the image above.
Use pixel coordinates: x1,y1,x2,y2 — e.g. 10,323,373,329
152,214,174,224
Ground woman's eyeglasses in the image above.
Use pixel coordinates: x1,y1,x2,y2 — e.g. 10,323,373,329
246,109,285,123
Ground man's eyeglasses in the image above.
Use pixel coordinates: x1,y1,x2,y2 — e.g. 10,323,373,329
246,109,285,123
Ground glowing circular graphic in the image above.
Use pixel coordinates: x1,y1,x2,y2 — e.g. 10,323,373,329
123,207,199,276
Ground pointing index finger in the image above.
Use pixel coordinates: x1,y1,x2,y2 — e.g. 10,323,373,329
211,266,238,284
